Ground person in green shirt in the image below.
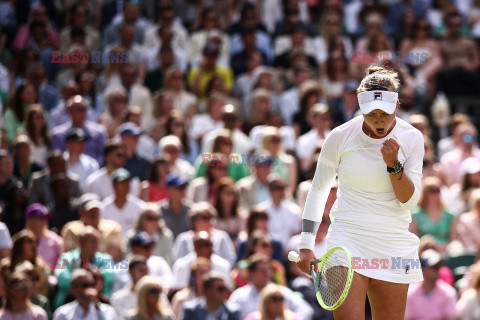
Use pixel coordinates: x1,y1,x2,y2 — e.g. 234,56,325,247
3,83,37,145
53,226,115,308
410,176,456,247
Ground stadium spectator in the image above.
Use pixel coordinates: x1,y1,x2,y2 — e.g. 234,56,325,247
111,255,149,319
171,258,212,318
174,202,236,265
405,249,457,320
53,269,116,320
0,221,12,260
28,150,81,206
101,168,145,237
60,3,101,52
456,188,480,252
61,195,123,259
125,275,172,320
125,204,174,266
85,141,141,200
245,283,299,320
180,272,240,320
0,272,48,320
190,92,225,142
140,156,171,202
51,95,108,164
47,173,80,232
24,203,62,269
53,226,114,308
171,231,231,290
64,127,99,189
26,63,59,112
24,104,50,166
278,65,312,126
228,254,313,320
160,135,195,180
163,68,197,120
12,135,43,187
118,122,150,181
99,86,129,139
163,110,198,164
113,231,173,293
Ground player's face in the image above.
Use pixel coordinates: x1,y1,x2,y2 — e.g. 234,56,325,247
362,107,397,138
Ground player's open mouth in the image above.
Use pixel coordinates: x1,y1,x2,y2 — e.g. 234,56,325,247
376,128,385,134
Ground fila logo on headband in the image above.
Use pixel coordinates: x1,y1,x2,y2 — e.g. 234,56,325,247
374,92,382,100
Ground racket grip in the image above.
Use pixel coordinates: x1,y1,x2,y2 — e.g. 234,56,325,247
288,251,299,263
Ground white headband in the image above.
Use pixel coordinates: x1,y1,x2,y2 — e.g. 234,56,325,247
357,91,398,115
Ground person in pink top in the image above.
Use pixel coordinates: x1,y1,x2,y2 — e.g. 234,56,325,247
245,283,299,320
405,249,457,320
0,272,47,320
457,188,480,252
440,123,480,187
24,203,63,269
13,5,59,51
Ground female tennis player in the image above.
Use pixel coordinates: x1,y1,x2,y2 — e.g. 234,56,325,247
297,66,424,320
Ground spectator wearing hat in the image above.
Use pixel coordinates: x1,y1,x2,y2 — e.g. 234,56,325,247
12,135,43,188
159,172,192,239
112,231,173,294
405,249,457,320
24,203,62,269
278,64,312,126
102,168,145,237
51,95,108,165
295,103,331,173
54,226,115,308
28,150,82,206
237,150,273,209
187,41,234,98
174,202,236,267
62,194,123,260
172,231,231,290
111,256,149,319
257,175,301,247
201,104,253,156
119,122,150,182
85,141,141,200
48,173,80,233
125,203,174,266
53,269,117,320
64,127,99,189
160,135,195,180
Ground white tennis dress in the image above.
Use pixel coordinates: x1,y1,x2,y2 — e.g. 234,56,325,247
301,115,424,283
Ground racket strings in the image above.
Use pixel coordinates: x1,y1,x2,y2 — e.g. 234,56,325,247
315,249,350,308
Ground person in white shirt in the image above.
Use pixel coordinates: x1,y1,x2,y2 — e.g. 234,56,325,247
296,66,424,320
64,128,99,190
228,254,313,320
0,221,12,260
257,175,301,247
295,103,331,173
53,269,117,320
102,168,145,237
112,232,173,293
171,231,231,290
190,93,225,141
111,255,149,319
159,135,195,180
85,141,140,200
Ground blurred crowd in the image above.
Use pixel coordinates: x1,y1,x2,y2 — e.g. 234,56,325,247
0,0,480,319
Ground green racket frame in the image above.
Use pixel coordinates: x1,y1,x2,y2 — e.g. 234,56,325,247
309,246,354,311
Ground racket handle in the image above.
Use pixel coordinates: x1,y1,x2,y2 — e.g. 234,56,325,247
288,251,299,263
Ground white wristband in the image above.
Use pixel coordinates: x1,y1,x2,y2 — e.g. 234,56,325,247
299,232,316,251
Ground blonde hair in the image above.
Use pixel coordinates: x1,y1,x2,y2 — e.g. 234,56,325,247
261,126,281,150
259,284,295,320
469,188,480,211
356,66,400,94
134,276,168,319
417,176,445,210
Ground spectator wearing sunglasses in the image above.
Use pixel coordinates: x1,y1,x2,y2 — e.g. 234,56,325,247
245,283,299,320
53,269,117,320
126,275,173,320
0,272,47,320
180,272,239,320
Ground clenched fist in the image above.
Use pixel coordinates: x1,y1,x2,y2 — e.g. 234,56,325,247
381,138,400,167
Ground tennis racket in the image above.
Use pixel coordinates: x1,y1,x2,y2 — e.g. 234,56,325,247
288,246,354,311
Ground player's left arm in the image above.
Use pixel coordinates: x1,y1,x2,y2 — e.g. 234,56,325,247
382,132,424,207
